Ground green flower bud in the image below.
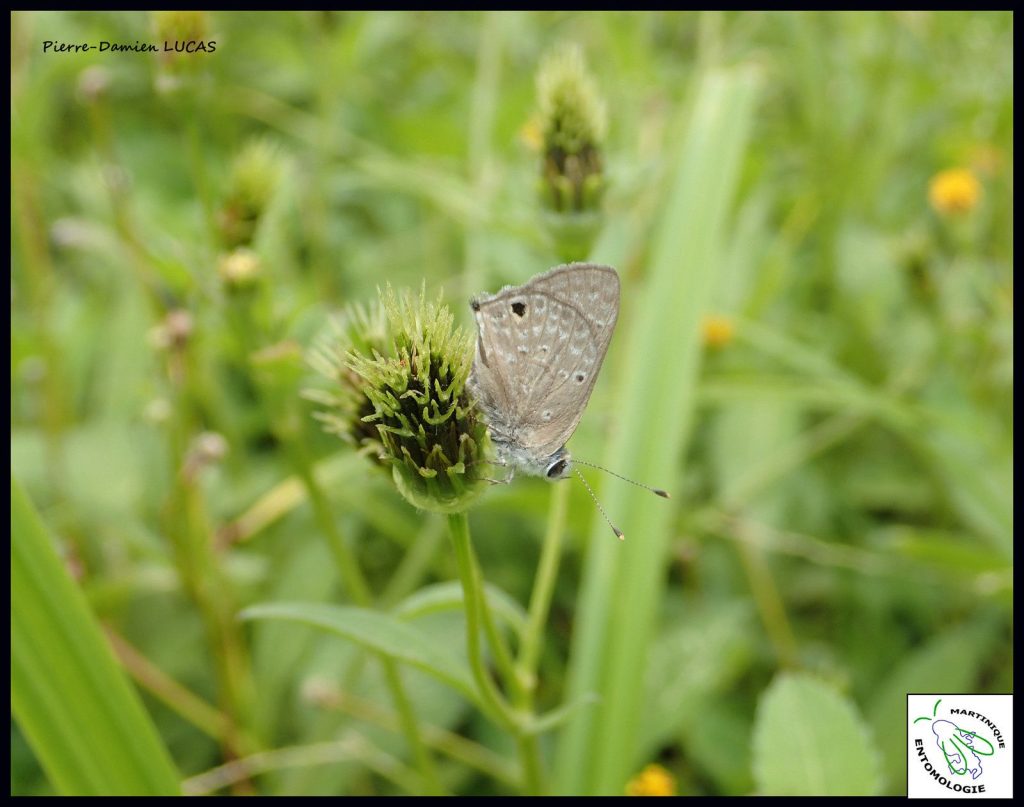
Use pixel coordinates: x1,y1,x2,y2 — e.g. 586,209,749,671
217,139,286,249
309,286,490,514
151,11,211,87
537,43,607,215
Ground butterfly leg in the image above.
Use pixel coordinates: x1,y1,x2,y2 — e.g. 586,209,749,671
481,468,515,486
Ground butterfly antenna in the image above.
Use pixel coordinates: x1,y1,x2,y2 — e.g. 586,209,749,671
573,458,670,499
573,470,625,541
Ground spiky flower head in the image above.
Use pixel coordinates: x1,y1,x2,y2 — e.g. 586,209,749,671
535,43,607,262
308,287,489,514
218,139,286,249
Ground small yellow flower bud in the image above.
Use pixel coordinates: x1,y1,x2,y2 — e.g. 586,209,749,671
625,763,677,796
218,248,262,290
702,314,735,349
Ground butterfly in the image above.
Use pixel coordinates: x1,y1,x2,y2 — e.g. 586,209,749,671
468,261,619,482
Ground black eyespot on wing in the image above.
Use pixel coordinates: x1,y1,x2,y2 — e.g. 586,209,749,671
574,372,586,383
511,301,526,317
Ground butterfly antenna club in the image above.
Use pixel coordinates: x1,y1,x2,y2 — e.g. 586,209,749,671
573,458,670,498
574,469,625,540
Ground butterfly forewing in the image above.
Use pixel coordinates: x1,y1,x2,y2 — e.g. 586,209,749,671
470,264,619,458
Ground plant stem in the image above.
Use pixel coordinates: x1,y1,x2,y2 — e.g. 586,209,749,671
478,578,524,703
308,683,519,787
512,483,570,797
446,513,515,726
181,81,219,248
176,460,258,759
518,481,570,690
184,736,423,797
104,625,247,749
380,660,445,795
447,511,545,794
293,454,373,606
379,516,446,608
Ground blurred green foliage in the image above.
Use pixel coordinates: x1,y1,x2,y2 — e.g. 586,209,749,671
11,10,1012,796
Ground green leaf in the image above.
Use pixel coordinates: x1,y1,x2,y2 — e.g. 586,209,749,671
11,477,181,795
752,673,881,795
393,581,527,637
679,696,755,795
637,602,753,762
251,541,339,737
916,426,1012,559
240,602,478,704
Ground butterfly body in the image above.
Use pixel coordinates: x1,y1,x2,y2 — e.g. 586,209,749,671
468,263,620,482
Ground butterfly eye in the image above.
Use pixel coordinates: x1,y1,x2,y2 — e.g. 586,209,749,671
546,459,568,478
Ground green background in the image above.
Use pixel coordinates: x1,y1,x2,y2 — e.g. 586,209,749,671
11,10,1012,796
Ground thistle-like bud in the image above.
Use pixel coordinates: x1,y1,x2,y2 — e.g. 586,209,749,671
149,308,194,352
181,431,228,483
536,43,608,261
308,287,489,514
150,10,210,91
152,11,210,66
217,139,286,249
537,43,607,210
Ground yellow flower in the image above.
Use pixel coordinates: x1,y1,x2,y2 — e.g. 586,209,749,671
928,168,982,216
702,314,735,349
626,763,677,796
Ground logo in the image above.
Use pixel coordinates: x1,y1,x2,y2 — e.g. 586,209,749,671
908,694,1012,798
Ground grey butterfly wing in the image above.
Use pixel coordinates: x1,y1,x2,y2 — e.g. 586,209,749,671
471,263,619,457
468,318,518,437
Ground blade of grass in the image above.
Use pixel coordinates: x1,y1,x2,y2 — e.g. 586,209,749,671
11,477,181,795
555,67,760,795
